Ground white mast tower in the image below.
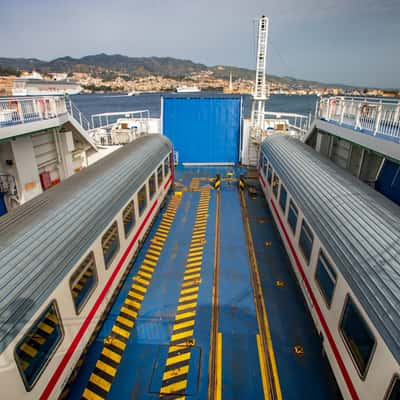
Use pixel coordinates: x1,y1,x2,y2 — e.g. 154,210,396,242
249,15,269,163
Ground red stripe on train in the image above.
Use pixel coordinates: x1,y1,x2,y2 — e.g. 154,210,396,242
269,198,359,400
259,173,266,188
40,189,167,399
164,175,172,190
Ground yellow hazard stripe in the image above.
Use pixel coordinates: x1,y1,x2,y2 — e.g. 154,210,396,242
81,194,183,397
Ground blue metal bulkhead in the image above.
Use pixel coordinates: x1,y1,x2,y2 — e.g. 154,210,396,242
162,97,242,164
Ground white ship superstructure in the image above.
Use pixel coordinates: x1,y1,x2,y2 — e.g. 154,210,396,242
176,85,201,93
12,72,82,96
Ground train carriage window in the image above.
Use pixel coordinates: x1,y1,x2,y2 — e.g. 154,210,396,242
70,252,98,314
149,173,156,199
138,184,147,216
157,165,163,188
299,219,314,264
267,164,273,185
279,185,287,212
102,221,120,269
263,158,268,176
386,377,400,400
15,301,63,390
164,157,170,177
123,200,136,237
288,200,298,234
340,296,376,378
259,153,264,170
315,250,337,307
272,174,280,197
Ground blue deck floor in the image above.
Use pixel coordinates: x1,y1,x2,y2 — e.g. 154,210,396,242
66,167,340,400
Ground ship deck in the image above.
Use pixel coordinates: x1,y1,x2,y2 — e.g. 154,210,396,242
65,167,341,400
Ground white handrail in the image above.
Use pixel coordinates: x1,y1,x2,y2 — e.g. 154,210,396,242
318,96,400,139
66,98,92,131
0,96,67,127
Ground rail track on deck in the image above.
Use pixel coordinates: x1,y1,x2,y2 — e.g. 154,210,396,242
239,189,282,400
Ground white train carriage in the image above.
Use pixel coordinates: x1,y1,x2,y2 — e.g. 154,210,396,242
259,134,400,400
0,135,174,399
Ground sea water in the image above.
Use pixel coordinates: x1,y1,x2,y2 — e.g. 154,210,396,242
70,93,318,121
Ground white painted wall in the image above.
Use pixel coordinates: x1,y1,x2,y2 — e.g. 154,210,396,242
11,136,42,203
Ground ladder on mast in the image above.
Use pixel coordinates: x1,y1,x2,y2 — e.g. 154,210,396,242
248,16,269,165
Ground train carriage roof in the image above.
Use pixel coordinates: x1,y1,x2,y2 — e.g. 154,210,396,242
0,135,171,353
261,134,400,364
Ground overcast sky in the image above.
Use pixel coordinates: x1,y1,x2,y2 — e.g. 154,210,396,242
1,0,399,88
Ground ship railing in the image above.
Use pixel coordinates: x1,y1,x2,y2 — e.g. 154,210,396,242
0,96,68,128
317,96,400,140
88,110,151,145
66,98,92,131
90,109,150,129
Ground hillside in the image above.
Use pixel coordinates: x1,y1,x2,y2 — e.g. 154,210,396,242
0,54,346,88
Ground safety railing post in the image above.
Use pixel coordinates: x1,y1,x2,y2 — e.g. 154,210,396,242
374,104,382,135
340,99,345,125
355,103,362,130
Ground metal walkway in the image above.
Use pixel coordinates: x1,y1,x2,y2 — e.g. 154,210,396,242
65,167,340,400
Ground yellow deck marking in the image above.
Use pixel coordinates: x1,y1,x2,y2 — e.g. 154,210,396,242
112,325,130,339
192,233,206,239
121,306,137,319
143,259,157,267
90,373,111,392
129,290,144,300
171,329,194,342
146,254,159,261
116,315,134,329
182,278,202,287
189,245,204,251
125,298,141,309
176,311,196,320
141,265,154,273
179,293,198,303
134,277,150,286
216,332,222,400
188,250,203,257
166,351,191,366
173,319,195,331
101,347,121,364
163,364,189,381
138,270,152,279
82,388,105,400
177,301,197,311
181,286,199,295
149,243,163,251
184,273,201,281
156,231,168,238
80,194,183,397
257,334,271,400
132,284,147,293
160,379,188,394
109,337,126,351
184,267,201,274
96,360,117,377
187,256,202,263
147,249,161,257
